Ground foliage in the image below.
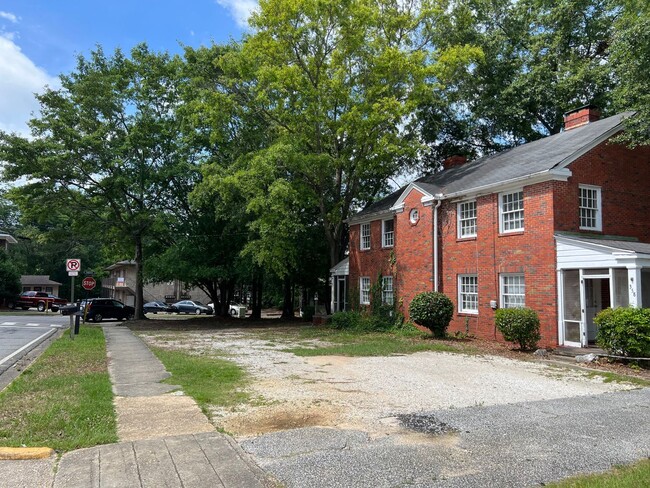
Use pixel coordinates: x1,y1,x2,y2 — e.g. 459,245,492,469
419,0,619,165
495,307,541,350
0,44,195,318
0,326,117,451
408,292,454,338
546,458,650,488
329,309,397,332
0,249,21,301
594,307,650,358
610,1,650,146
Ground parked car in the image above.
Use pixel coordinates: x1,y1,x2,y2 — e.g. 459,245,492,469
207,302,247,318
143,301,176,314
7,291,67,312
79,298,135,322
58,303,80,316
172,300,212,315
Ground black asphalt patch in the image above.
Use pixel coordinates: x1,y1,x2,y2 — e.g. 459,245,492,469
395,413,458,435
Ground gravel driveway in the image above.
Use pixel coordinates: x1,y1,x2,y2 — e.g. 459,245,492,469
139,328,649,487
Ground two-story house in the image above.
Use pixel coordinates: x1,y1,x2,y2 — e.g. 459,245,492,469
336,107,650,348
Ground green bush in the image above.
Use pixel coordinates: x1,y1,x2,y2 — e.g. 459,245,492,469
594,307,650,358
330,310,396,332
494,307,541,350
301,305,315,322
330,311,362,330
408,292,454,338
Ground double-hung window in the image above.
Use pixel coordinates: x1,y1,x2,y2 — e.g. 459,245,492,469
457,200,477,238
360,223,371,250
458,275,478,313
360,277,371,305
579,185,602,231
382,219,394,248
500,274,525,308
382,276,394,305
499,190,524,233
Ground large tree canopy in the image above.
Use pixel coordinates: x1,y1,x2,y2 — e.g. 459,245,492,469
0,45,196,318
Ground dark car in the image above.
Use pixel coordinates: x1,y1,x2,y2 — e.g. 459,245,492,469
80,298,135,322
143,301,176,314
172,300,212,315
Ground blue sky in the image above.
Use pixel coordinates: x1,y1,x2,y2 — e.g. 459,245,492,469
0,1,257,135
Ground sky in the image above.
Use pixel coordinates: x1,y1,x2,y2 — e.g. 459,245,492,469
0,0,257,136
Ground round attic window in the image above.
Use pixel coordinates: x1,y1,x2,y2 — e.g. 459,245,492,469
409,208,419,224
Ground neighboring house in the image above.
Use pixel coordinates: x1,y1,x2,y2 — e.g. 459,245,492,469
20,275,63,296
0,233,17,251
101,260,211,307
339,106,650,348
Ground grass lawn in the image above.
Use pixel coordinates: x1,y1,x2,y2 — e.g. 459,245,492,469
151,348,250,415
0,326,117,451
547,459,650,487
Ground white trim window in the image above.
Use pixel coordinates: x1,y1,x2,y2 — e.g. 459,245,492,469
458,274,478,313
500,274,525,308
499,190,524,233
457,200,477,238
579,185,602,231
360,277,371,305
382,276,394,305
360,223,371,250
382,219,394,248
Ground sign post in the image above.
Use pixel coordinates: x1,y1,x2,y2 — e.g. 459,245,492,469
66,259,81,339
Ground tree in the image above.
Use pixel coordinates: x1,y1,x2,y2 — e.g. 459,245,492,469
218,0,479,271
610,0,650,146
419,0,618,165
0,45,196,318
0,249,21,303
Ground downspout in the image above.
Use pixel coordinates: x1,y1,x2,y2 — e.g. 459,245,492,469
433,198,442,292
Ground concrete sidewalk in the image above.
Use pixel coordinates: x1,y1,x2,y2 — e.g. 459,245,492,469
0,323,271,488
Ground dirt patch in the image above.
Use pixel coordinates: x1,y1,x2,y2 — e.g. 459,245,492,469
138,327,642,440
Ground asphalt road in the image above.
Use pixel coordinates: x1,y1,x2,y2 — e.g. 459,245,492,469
0,313,68,377
242,388,650,487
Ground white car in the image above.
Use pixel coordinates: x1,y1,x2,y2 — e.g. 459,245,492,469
208,302,247,318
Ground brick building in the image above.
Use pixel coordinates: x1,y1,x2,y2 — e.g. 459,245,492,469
334,107,650,348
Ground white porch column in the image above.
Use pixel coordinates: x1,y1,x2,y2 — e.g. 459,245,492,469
628,266,642,308
330,276,335,312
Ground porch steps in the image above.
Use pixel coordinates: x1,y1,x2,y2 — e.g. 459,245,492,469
552,346,606,358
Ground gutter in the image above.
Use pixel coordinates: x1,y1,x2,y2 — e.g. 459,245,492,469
433,196,443,291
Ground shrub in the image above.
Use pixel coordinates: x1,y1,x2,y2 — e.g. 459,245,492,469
494,307,541,350
594,307,650,358
330,311,362,330
408,292,454,338
301,305,315,322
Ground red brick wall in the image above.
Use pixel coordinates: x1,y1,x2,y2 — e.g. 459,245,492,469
348,216,395,308
554,140,650,242
439,184,558,347
394,189,435,317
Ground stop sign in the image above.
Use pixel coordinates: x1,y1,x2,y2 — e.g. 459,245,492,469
82,277,96,291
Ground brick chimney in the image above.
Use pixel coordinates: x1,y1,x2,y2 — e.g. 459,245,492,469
564,105,601,130
443,155,467,170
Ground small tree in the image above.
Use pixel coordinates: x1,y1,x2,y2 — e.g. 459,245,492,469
495,308,541,351
594,307,650,358
0,250,20,303
409,292,454,338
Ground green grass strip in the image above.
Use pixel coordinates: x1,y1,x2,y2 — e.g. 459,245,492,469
151,348,250,414
288,330,461,357
547,459,650,487
0,326,117,451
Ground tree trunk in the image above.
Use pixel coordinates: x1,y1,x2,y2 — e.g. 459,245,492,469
281,275,294,319
134,235,145,320
218,281,229,317
250,268,262,320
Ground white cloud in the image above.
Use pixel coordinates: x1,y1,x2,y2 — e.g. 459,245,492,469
0,11,19,23
215,0,258,28
0,36,58,136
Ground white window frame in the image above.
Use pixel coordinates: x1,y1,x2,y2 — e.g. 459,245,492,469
457,200,477,238
579,185,602,231
382,219,394,248
360,223,371,250
360,277,371,305
500,274,525,308
458,274,478,314
382,276,394,305
499,190,524,233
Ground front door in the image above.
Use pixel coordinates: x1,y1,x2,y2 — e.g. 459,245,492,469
584,277,610,345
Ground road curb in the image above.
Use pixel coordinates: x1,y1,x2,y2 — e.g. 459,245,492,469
0,447,55,460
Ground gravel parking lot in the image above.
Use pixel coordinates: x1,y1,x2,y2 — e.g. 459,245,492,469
139,329,636,438
139,327,650,487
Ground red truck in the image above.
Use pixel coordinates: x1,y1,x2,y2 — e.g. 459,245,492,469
7,291,68,312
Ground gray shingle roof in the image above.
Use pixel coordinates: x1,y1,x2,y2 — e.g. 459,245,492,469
556,234,650,255
20,275,62,286
351,112,632,223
